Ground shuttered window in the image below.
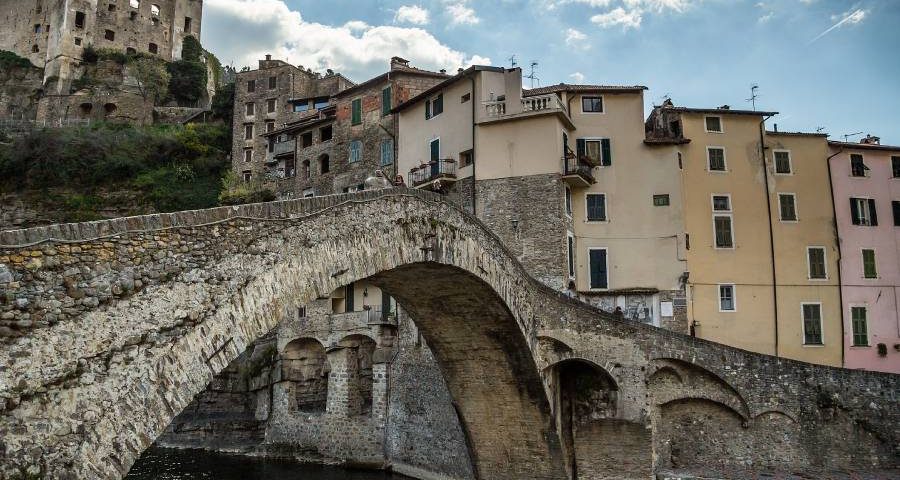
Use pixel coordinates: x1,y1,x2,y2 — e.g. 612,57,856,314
586,193,607,221
850,198,877,226
807,247,826,279
774,151,792,174
576,138,612,166
382,87,392,116
862,249,877,278
351,98,362,125
589,249,608,289
802,304,823,345
430,139,440,162
348,140,362,163
714,215,733,248
380,139,393,166
708,148,726,171
851,307,868,346
778,194,797,221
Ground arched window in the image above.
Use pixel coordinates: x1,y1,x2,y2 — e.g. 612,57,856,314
338,334,377,415
103,103,117,116
126,47,136,55
319,154,330,174
281,338,328,412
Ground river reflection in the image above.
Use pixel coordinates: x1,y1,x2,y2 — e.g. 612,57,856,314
126,447,409,480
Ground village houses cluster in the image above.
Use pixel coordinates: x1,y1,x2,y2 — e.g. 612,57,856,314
233,55,900,374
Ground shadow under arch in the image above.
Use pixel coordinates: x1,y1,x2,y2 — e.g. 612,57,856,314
281,337,329,413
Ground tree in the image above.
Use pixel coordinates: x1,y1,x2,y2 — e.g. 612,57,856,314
167,60,207,105
181,35,203,63
211,82,234,125
130,57,170,104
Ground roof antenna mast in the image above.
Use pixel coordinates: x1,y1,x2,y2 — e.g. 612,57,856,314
525,61,540,88
746,84,759,111
508,54,517,68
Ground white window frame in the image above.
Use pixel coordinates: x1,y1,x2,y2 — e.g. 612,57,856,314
712,214,735,250
704,115,724,133
580,95,605,114
852,197,874,226
778,192,798,222
580,137,611,168
711,193,732,212
302,188,315,198
564,186,572,218
245,102,255,117
806,246,828,280
773,149,793,175
706,146,727,172
584,192,608,223
860,247,877,279
849,304,869,347
718,283,736,312
587,247,609,291
243,148,252,163
800,302,824,347
566,231,575,279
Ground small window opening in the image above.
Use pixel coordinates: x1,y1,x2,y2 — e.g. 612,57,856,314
103,103,117,116
150,4,160,16
320,125,333,142
148,42,158,54
75,11,86,28
184,17,192,31
104,30,115,41
108,4,116,12
31,45,39,53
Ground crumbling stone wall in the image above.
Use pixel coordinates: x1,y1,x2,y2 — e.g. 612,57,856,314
0,189,897,480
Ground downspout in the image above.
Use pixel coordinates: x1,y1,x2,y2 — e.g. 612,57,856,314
826,145,845,367
470,75,477,215
759,114,779,357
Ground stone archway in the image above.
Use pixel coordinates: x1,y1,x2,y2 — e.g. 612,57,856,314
281,337,329,413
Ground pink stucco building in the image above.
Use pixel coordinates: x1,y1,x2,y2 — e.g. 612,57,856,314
828,137,900,373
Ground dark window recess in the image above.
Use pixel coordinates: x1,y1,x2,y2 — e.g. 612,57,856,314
708,148,726,171
75,38,82,46
31,45,39,53
184,17,192,31
582,96,603,113
75,11,86,28
267,98,276,113
802,304,823,345
566,235,574,278
345,283,354,311
705,116,722,132
808,248,826,279
892,156,900,178
589,249,608,289
314,97,329,109
586,194,606,221
301,132,312,148
320,125,333,142
653,194,670,206
104,29,115,41
126,47,136,55
247,80,256,93
849,197,877,226
320,154,330,173
351,98,362,125
850,154,868,177
893,201,900,226
108,3,116,11
34,24,41,33
460,149,473,167
461,92,471,103
268,76,277,89
148,43,158,54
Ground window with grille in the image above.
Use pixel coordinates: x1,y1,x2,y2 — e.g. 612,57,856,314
712,195,731,212
708,147,726,171
802,303,823,345
807,247,826,279
653,194,670,206
851,307,868,346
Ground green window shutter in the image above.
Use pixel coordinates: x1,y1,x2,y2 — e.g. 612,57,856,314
351,98,361,125
850,198,860,225
868,198,878,226
576,139,586,158
589,249,608,289
425,100,431,119
382,87,392,116
601,138,612,166
430,139,440,162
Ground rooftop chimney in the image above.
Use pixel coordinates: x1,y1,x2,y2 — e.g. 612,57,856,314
860,134,880,145
773,123,778,132
457,68,464,74
265,54,272,61
440,69,446,74
390,56,410,70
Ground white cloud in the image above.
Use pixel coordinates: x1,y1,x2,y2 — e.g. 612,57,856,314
547,0,613,9
203,0,489,80
758,11,774,23
569,72,586,83
395,5,430,25
809,8,868,44
446,2,480,26
623,0,693,13
565,28,590,48
591,7,643,29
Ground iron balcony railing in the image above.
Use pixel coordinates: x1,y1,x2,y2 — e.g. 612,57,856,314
329,305,398,325
409,158,457,187
562,156,595,184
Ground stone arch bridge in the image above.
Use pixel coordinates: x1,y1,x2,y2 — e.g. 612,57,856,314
0,189,897,479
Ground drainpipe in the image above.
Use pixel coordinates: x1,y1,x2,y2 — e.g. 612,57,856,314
759,114,779,357
470,75,477,215
826,145,846,367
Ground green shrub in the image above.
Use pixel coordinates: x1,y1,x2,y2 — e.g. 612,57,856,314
167,60,207,105
218,171,276,206
211,82,234,125
81,45,99,64
97,48,128,65
181,35,203,63
0,50,33,70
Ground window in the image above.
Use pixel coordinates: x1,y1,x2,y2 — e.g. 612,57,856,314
150,4,160,15
284,157,296,178
244,124,253,140
653,194,670,206
31,45,39,53
104,29,115,41
75,38,82,46
243,148,252,162
586,193,607,222
320,125,332,142
380,139,393,166
184,17,192,31
566,232,575,278
850,154,868,177
293,102,310,113
802,303,823,345
266,98,276,114
862,249,877,279
705,116,723,133
301,159,310,179
774,150,792,174
382,87,392,116
351,98,362,125
714,216,733,248
892,156,900,178
75,11,86,28
589,248,608,289
430,138,440,162
148,43,158,54
242,170,252,181
893,201,900,226
314,97,329,110
130,0,140,8
247,80,256,93
565,187,572,217
851,306,868,346
265,121,274,133
576,138,612,166
126,47,136,55
461,93,471,103
850,197,877,226
708,147,726,171
34,24,41,33
268,76,276,90
349,140,362,163
581,96,603,113
245,102,255,116
108,4,116,12
320,154,330,173
779,193,797,221
426,94,443,119
460,149,473,167
807,247,826,280
712,195,731,212
719,284,735,311
301,132,312,148
303,188,315,198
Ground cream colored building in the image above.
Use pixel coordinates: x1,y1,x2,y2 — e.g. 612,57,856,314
395,67,688,330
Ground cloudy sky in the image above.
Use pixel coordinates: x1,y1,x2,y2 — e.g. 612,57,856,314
202,0,900,143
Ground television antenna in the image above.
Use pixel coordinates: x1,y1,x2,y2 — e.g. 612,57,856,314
815,126,826,133
746,84,759,111
525,61,540,88
842,131,863,143
508,54,517,68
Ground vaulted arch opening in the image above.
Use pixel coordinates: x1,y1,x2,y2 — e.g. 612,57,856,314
281,337,328,413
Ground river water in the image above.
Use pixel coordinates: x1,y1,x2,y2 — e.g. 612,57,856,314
126,447,409,480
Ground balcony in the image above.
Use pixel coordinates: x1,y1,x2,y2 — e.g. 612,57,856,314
561,156,595,187
409,158,458,189
483,93,570,125
266,138,296,163
329,306,398,326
